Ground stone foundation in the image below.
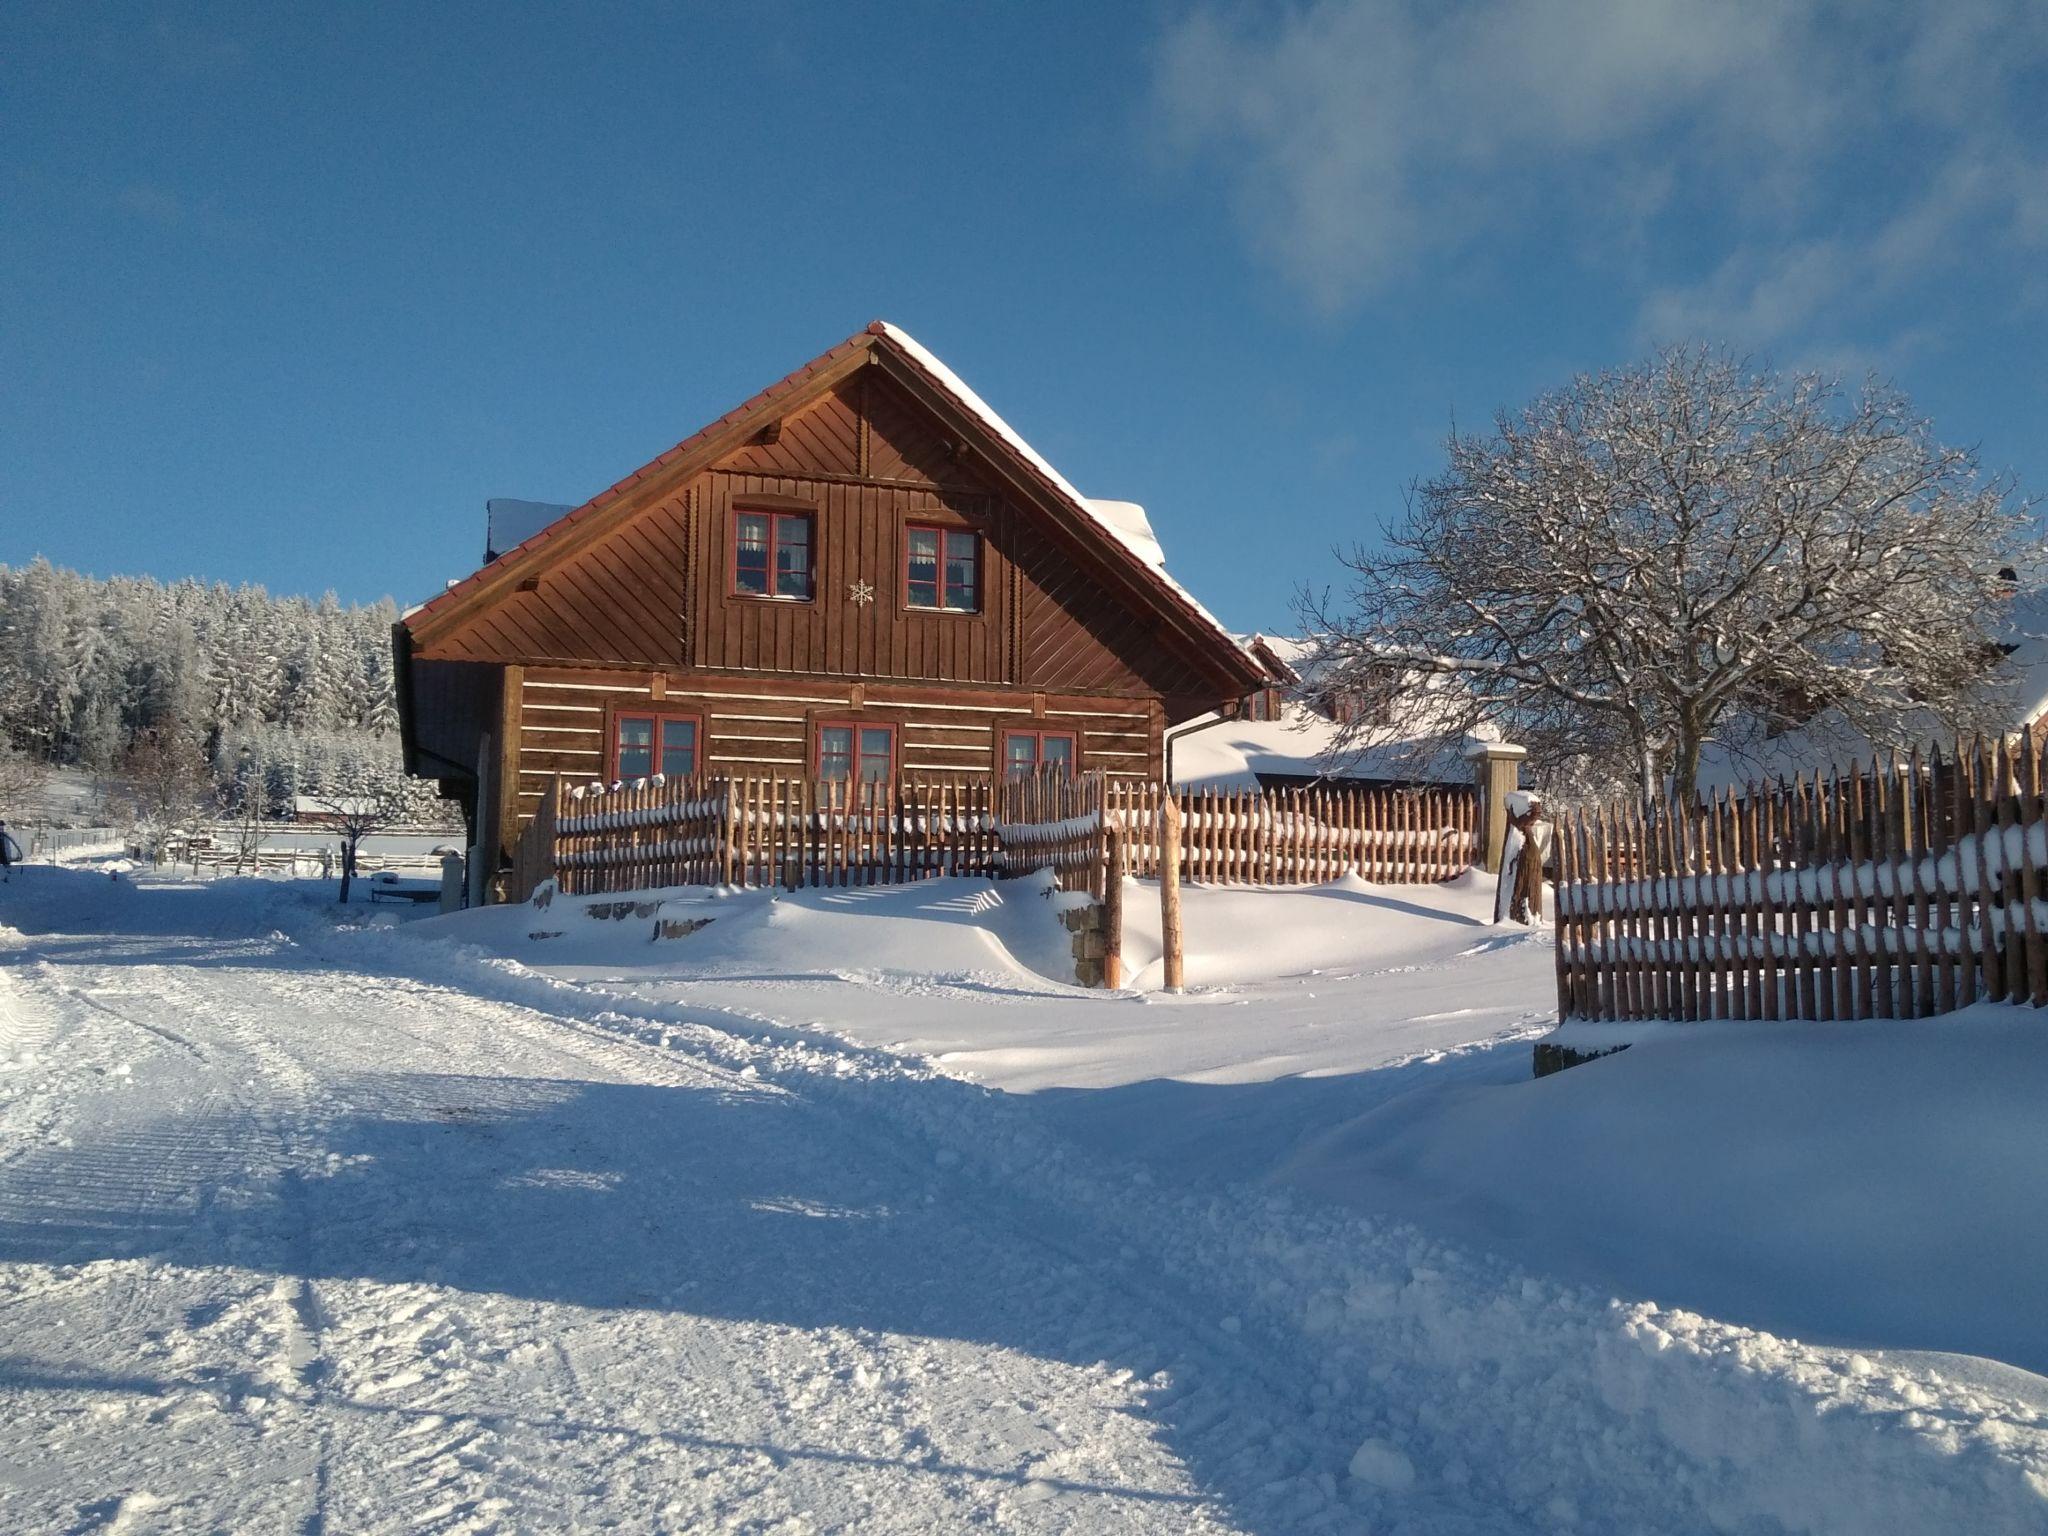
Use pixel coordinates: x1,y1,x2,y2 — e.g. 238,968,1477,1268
1060,903,1110,987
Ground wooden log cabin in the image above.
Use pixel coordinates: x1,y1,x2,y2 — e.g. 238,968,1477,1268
395,321,1270,898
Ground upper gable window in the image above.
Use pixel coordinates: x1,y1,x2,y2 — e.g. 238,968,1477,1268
905,524,980,612
734,510,813,600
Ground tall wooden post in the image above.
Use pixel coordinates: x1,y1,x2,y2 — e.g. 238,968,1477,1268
1103,822,1125,990
1466,739,1530,873
1159,793,1185,993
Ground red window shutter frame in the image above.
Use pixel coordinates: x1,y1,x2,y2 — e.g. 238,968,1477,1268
903,521,981,613
732,506,816,601
609,708,704,780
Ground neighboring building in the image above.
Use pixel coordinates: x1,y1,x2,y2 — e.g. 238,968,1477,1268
395,322,1270,898
291,795,381,826
1175,633,1485,792
1696,581,2048,792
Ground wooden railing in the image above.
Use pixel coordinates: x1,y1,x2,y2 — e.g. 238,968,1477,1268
508,771,1482,904
1553,736,2048,1024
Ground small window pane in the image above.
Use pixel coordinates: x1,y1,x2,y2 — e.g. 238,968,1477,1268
775,514,811,598
617,716,654,779
943,531,979,610
659,718,697,778
906,527,940,608
735,514,769,594
858,727,892,781
1040,734,1073,766
1004,734,1037,772
819,725,853,780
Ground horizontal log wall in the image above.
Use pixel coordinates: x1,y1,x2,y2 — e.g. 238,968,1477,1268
511,668,1159,833
1553,736,2048,1024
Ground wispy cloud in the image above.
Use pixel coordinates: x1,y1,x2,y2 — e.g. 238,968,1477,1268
1150,0,2048,349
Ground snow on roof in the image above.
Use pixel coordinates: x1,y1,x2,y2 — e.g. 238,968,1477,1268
1237,632,1325,685
1998,583,2048,725
293,795,380,816
486,498,576,563
1173,701,1474,789
1084,500,1164,570
874,322,1240,654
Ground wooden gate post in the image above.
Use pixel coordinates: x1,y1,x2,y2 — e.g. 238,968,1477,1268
1103,822,1125,990
1466,739,1530,873
1160,793,1185,993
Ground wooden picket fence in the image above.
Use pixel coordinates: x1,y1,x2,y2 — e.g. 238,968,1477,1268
996,774,1478,895
511,773,997,900
1110,780,1475,886
1553,735,2048,1024
508,770,1483,903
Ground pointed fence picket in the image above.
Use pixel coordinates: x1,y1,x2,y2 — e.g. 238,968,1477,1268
1553,735,2048,1023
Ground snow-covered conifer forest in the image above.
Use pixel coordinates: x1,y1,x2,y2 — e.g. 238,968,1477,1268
0,558,449,822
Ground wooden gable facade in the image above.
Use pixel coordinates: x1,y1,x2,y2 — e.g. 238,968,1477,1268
396,322,1268,896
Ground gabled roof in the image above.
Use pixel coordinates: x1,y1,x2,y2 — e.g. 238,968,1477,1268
406,322,1268,692
1241,633,1305,687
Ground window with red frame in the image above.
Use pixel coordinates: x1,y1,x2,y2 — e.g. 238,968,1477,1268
611,711,701,780
905,524,979,611
817,722,895,783
733,509,813,599
1002,729,1076,775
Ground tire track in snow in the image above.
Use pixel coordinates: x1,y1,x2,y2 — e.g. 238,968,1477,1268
282,921,1373,1528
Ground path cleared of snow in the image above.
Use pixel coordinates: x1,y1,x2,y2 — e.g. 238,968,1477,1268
4,867,2046,1533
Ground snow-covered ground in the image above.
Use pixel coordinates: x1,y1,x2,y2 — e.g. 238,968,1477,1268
3,864,2045,1532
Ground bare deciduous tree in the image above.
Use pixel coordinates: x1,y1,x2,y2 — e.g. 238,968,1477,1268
307,787,406,903
0,743,48,812
116,724,209,863
1303,347,2028,802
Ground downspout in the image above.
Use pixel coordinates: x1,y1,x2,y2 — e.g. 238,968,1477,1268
1163,700,1245,787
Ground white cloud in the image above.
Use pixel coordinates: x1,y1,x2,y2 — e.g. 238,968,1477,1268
1151,0,2048,340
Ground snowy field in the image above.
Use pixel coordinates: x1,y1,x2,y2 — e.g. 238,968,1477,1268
2,865,2045,1533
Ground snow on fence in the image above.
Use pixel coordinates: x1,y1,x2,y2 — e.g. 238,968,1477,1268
511,773,998,900
1554,736,2048,1023
23,825,121,858
510,771,1482,904
995,773,1478,896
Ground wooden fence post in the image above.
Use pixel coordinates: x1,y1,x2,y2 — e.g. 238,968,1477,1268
1466,740,1529,872
1103,822,1125,990
1160,792,1185,993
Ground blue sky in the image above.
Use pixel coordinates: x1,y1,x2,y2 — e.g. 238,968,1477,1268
6,2,2046,634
